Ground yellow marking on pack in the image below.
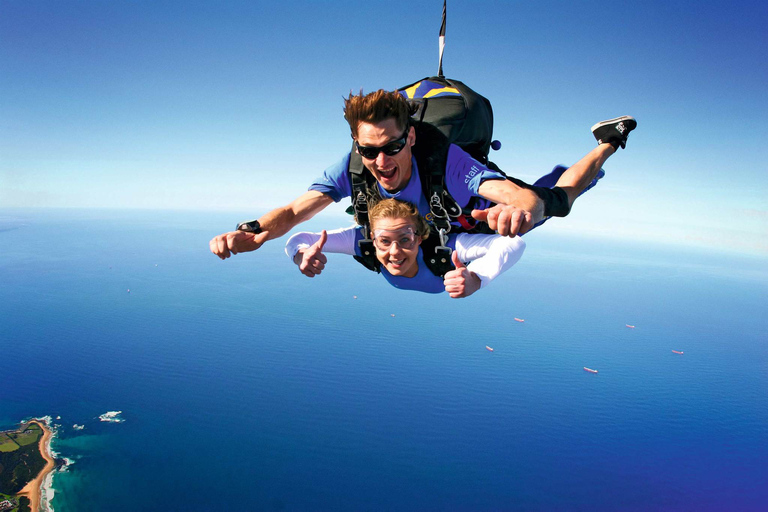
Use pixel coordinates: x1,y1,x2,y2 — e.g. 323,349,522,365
403,82,422,99
423,87,460,99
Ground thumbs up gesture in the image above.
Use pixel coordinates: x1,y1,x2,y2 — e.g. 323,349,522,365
443,250,482,298
295,230,328,278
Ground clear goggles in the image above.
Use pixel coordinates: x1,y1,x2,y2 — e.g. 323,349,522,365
372,226,418,251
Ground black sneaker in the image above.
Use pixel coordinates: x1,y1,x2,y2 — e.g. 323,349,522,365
591,116,637,149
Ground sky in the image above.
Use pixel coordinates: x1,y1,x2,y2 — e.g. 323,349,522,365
1,0,766,256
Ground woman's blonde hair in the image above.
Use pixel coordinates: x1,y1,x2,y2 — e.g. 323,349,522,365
369,198,430,239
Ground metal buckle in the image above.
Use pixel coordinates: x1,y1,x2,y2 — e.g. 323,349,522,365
432,227,452,265
430,191,449,220
354,191,368,215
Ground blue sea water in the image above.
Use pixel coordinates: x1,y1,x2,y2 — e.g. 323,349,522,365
1,208,766,511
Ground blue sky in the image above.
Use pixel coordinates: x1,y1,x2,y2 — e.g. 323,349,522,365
1,0,766,255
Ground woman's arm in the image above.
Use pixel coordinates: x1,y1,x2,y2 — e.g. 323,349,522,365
454,233,526,288
285,225,358,260
285,225,359,278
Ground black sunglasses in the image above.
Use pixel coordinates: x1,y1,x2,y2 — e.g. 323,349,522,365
355,127,410,159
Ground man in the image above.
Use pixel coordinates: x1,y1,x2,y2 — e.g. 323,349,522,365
209,89,635,260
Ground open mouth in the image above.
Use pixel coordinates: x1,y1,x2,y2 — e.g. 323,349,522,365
378,167,396,180
388,258,406,268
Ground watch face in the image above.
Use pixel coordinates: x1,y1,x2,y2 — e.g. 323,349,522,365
237,220,261,233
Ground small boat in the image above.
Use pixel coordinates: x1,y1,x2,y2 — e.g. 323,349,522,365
672,350,684,355
353,295,357,299
485,346,494,352
514,318,525,323
583,367,598,373
625,324,635,329
391,314,395,317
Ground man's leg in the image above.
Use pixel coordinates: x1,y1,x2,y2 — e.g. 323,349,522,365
554,115,637,209
554,143,615,209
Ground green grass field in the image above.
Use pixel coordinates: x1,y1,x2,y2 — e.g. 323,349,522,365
0,434,20,453
9,427,41,448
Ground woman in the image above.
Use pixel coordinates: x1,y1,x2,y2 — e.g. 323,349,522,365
285,198,525,298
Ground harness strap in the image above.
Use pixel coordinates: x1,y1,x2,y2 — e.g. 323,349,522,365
349,146,381,272
414,122,462,234
456,214,476,231
353,239,380,272
421,227,456,277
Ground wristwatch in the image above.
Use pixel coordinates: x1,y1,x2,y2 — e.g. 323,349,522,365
236,220,262,234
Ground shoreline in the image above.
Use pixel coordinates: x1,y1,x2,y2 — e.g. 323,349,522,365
16,419,55,512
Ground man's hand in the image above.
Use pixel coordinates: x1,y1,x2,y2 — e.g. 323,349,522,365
443,251,482,298
471,204,533,237
209,230,266,260
209,191,335,261
294,230,328,278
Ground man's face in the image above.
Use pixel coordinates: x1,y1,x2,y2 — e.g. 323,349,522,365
355,118,415,192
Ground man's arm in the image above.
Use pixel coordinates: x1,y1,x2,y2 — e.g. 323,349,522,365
474,179,545,236
209,190,334,260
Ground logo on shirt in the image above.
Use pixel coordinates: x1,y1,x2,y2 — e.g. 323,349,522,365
464,165,480,184
425,212,434,222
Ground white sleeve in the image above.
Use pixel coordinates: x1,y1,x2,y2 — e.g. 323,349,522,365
285,225,358,260
454,233,526,288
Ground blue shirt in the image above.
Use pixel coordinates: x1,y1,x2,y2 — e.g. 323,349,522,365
350,228,458,294
309,145,505,228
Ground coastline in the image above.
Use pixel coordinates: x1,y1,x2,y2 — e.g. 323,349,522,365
16,419,55,512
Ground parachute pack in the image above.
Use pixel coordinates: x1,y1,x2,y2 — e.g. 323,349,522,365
398,76,496,167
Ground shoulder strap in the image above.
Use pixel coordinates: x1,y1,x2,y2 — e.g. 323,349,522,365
353,241,380,273
348,145,381,273
413,122,462,229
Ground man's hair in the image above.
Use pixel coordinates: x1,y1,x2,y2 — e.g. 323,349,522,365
369,198,430,239
343,89,416,139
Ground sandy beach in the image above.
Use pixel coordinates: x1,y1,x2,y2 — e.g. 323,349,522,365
17,420,55,512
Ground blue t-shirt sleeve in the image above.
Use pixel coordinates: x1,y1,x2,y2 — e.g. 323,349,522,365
308,153,353,203
444,145,506,207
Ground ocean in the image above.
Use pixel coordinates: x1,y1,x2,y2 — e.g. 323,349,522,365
1,208,766,511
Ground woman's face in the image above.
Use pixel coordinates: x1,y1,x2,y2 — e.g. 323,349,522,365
371,217,422,278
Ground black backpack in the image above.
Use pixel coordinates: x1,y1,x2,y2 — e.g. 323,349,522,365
397,76,496,166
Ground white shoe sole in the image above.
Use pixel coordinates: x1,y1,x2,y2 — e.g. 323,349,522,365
591,116,636,133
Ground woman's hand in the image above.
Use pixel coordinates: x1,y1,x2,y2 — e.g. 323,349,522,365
294,230,328,278
443,251,481,298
